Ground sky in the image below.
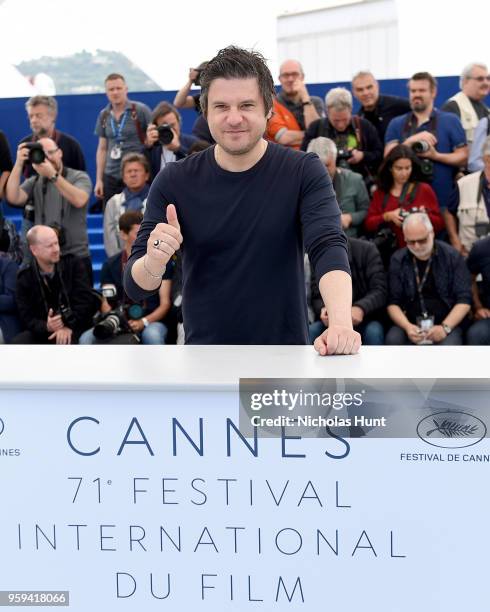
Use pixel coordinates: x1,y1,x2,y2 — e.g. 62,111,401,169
0,0,488,93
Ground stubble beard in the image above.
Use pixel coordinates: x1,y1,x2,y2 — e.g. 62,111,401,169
218,133,263,157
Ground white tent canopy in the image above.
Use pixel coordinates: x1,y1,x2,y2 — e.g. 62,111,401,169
0,61,36,98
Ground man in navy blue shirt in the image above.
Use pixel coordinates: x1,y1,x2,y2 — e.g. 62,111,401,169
124,46,360,354
466,236,490,344
384,72,468,226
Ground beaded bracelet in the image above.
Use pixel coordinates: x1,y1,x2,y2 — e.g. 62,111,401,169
143,254,164,279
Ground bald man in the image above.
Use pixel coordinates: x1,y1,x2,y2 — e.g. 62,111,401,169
277,59,325,130
12,225,96,344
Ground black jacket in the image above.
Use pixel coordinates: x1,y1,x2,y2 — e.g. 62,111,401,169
311,237,387,320
15,255,97,339
301,116,383,177
388,240,472,311
357,94,411,142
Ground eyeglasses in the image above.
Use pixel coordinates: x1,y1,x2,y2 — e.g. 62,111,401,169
45,147,59,156
469,76,490,82
279,72,301,80
406,235,430,246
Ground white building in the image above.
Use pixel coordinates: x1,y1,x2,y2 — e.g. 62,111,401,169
277,0,399,83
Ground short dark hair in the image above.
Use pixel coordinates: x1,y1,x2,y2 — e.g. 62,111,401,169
120,152,150,176
377,144,424,192
105,73,126,84
119,210,143,233
199,46,275,116
409,72,438,91
152,101,181,125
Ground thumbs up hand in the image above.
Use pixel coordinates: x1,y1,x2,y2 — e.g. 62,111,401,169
146,203,183,268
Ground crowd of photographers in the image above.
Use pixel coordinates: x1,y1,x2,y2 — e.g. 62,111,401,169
0,59,489,346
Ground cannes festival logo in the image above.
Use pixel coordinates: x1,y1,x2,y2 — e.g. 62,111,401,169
0,418,4,436
417,410,486,449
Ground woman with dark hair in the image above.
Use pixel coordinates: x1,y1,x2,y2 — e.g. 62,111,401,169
365,144,445,248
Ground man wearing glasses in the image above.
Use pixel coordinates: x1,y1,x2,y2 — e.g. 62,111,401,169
20,95,86,178
386,212,471,345
442,63,490,147
5,139,92,280
276,59,325,130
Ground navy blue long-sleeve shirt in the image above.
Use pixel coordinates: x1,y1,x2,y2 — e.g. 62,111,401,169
124,142,349,344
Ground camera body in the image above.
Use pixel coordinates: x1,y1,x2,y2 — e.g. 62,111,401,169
336,148,353,169
475,221,490,238
399,206,424,220
58,303,77,329
193,69,202,86
24,142,46,165
157,124,174,146
92,285,144,340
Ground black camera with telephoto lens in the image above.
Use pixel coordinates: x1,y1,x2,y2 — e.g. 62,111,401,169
411,141,434,180
93,285,143,340
157,124,174,146
411,141,430,154
24,142,46,165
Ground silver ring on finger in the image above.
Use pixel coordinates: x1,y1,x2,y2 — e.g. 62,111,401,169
153,238,164,250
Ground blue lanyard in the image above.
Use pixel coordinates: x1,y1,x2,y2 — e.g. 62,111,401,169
110,109,129,143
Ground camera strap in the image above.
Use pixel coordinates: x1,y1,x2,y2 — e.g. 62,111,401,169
102,103,146,145
401,111,438,140
412,253,433,318
130,103,146,145
382,182,419,210
477,170,490,214
33,260,61,318
352,116,363,148
40,167,68,227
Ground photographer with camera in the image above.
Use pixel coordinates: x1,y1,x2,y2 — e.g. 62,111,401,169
447,136,490,257
19,95,86,179
306,137,369,237
365,145,444,259
143,102,197,182
12,225,96,344
384,72,468,226
173,63,214,144
81,211,172,345
302,87,383,188
5,138,92,279
386,213,471,345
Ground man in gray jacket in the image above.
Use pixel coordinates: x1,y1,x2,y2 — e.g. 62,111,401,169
307,137,369,237
6,138,92,280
